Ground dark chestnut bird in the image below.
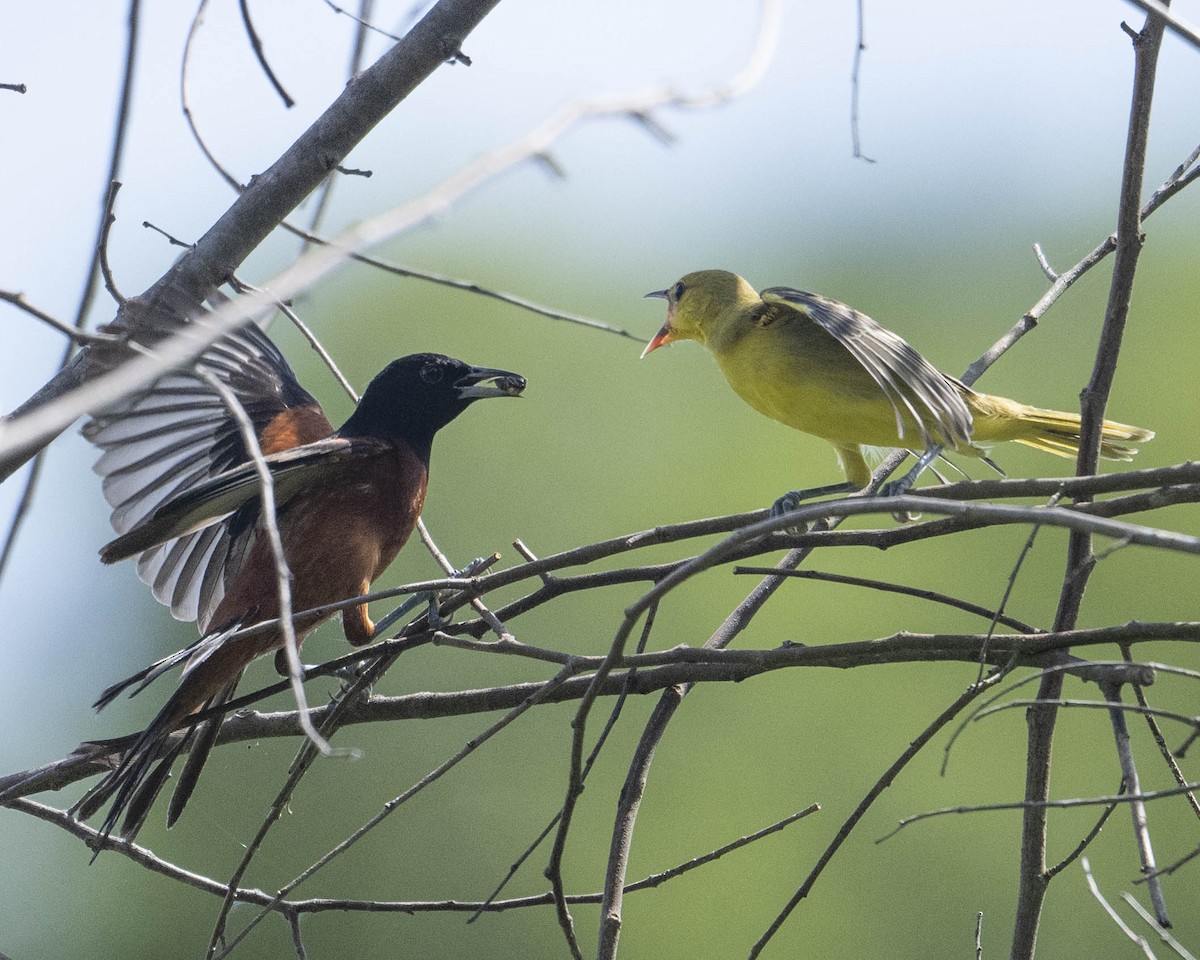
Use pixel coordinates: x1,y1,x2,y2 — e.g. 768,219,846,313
76,323,525,842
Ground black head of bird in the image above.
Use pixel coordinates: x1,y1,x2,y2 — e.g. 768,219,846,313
340,353,526,453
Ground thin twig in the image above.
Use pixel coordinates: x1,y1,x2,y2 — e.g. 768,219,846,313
7,796,295,908
141,220,194,248
979,497,1058,681
214,662,579,959
196,371,333,756
1013,14,1168,957
238,0,295,107
181,0,231,189
11,793,818,920
346,0,375,77
850,0,875,163
1123,647,1200,821
881,781,1200,840
230,276,359,401
98,181,125,305
1122,894,1199,959
295,0,375,254
1102,681,1170,927
322,0,401,42
279,230,649,343
1032,242,1059,281
750,676,1003,958
0,291,120,346
730,566,1039,633
1082,857,1158,959
975,698,1197,731
1046,779,1123,879
80,0,141,326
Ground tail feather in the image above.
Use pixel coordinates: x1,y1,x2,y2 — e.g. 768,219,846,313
116,732,192,842
74,696,192,846
93,623,241,712
167,680,237,828
77,625,247,851
93,644,202,712
1011,408,1154,462
76,680,238,851
971,395,1153,462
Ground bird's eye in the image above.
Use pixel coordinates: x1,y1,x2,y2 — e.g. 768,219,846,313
420,364,444,385
672,281,686,301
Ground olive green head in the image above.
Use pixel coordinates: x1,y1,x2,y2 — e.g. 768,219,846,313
641,270,760,357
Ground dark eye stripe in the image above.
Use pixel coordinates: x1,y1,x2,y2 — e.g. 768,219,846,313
672,281,686,300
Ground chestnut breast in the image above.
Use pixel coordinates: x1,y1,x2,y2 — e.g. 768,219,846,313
209,444,429,654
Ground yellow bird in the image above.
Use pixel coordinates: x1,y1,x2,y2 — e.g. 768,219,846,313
642,269,1153,506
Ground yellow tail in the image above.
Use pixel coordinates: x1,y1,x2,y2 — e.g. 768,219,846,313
969,394,1154,462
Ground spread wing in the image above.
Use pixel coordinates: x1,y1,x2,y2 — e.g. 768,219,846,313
84,322,332,630
98,436,389,564
760,286,973,449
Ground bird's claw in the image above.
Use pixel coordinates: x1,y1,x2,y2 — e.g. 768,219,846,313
770,491,803,518
879,479,920,522
274,648,319,679
334,660,375,699
769,492,810,533
424,592,449,630
879,478,912,498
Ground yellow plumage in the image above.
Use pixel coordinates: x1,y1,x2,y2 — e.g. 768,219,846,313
642,269,1152,491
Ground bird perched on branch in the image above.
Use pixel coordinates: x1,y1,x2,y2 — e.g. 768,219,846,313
642,269,1153,507
75,322,525,842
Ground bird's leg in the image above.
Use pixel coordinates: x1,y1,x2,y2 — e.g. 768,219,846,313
770,482,857,518
770,442,872,517
881,444,943,497
274,648,318,677
371,555,491,637
372,590,446,636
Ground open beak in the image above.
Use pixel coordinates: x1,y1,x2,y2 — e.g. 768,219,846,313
641,289,676,358
455,365,527,400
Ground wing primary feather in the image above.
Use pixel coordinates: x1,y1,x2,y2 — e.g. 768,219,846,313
762,287,973,449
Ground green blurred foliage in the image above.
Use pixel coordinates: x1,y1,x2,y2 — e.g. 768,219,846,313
24,225,1196,960
4,3,1200,959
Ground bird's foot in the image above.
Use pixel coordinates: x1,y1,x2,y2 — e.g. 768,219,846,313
423,592,449,630
770,491,809,524
881,445,943,503
416,555,494,630
333,658,374,698
274,648,319,679
879,477,914,498
768,482,856,528
371,589,449,637
878,477,920,523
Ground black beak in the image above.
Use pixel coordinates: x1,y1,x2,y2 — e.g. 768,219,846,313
454,365,527,400
644,289,670,300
